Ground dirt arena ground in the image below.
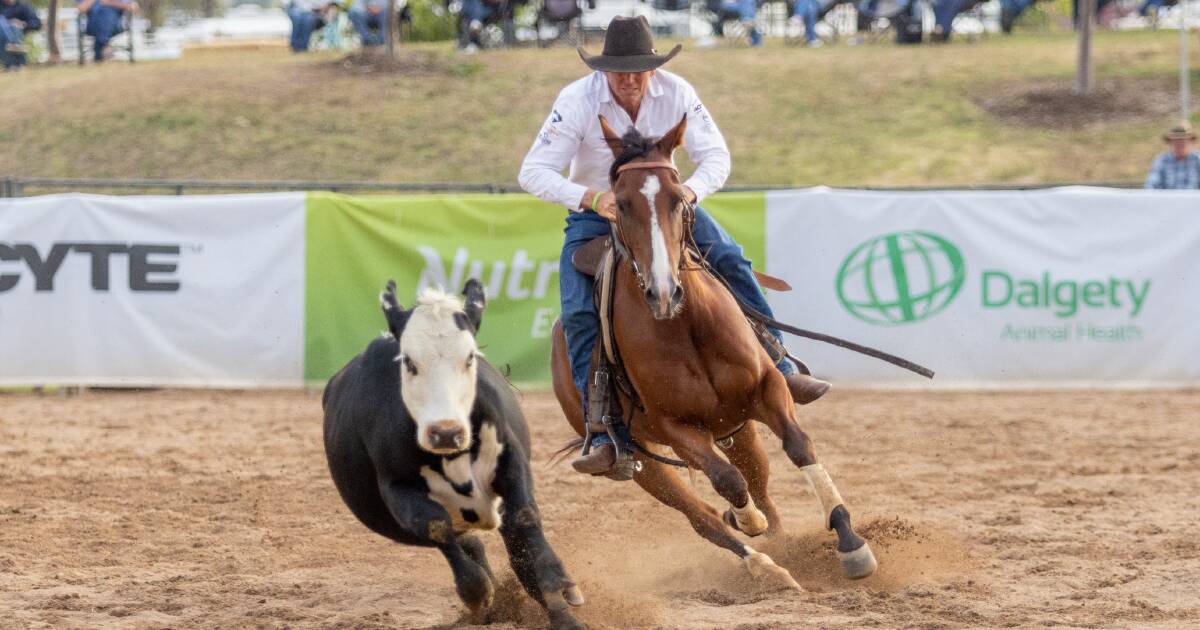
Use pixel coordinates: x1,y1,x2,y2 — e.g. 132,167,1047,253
1,387,1197,629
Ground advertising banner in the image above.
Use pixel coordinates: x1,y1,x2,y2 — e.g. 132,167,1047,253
765,187,1200,385
303,192,765,385
0,193,307,386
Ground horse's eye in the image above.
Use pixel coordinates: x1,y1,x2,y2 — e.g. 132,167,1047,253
403,356,418,376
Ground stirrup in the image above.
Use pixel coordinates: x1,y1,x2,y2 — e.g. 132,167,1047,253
580,364,638,481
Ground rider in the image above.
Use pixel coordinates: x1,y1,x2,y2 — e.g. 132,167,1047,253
518,16,831,475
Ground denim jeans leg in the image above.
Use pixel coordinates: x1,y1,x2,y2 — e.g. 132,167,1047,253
559,212,613,400
690,206,796,375
348,8,373,44
367,13,386,45
800,0,818,42
0,20,16,69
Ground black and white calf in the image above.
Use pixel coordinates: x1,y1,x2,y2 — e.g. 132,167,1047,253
323,279,584,630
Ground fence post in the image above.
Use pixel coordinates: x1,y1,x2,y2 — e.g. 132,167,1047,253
2,178,10,198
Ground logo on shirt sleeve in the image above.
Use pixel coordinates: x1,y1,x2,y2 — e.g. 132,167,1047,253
538,109,565,146
692,102,714,131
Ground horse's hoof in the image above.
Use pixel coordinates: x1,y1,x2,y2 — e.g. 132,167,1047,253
724,504,768,537
839,542,878,579
743,549,802,591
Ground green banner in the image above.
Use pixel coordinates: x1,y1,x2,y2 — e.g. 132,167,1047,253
305,191,764,385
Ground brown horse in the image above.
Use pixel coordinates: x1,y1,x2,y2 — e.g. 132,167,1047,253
550,114,877,590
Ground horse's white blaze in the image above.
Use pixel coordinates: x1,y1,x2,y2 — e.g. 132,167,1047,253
398,288,478,453
641,174,672,298
420,422,505,532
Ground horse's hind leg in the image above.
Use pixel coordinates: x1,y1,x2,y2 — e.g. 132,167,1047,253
721,424,783,537
633,456,801,591
756,381,878,580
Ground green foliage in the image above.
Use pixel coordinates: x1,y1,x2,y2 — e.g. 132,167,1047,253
406,0,456,43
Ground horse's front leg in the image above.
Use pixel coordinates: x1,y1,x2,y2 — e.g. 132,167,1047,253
754,379,879,580
721,423,784,537
657,417,801,591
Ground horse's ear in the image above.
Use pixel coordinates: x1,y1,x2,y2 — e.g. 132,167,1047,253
380,279,411,338
460,278,486,334
598,115,623,158
656,113,687,159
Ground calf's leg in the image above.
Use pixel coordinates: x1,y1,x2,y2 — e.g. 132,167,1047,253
378,480,495,609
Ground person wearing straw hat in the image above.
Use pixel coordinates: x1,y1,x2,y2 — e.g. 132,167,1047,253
519,16,830,475
1145,124,1200,189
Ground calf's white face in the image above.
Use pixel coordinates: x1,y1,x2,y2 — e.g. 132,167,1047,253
395,290,480,455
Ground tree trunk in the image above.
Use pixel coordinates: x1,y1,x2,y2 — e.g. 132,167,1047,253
47,0,60,63
1075,0,1094,94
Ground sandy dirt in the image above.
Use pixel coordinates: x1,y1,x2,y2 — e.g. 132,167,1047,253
0,387,1197,629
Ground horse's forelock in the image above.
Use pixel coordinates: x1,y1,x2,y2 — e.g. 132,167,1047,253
609,127,661,182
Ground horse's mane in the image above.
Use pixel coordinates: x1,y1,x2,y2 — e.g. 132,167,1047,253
608,127,659,182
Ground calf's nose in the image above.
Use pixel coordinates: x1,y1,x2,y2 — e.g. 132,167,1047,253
427,421,467,451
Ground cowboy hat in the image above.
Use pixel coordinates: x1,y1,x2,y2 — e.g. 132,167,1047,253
577,16,682,73
1162,124,1197,141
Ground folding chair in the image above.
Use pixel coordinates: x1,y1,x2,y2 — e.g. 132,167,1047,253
76,6,134,64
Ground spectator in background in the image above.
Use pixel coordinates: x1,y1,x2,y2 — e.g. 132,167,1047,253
789,0,822,47
286,0,327,52
1145,124,1200,189
76,0,136,62
349,0,388,48
707,0,763,47
458,0,498,51
931,0,982,41
1,0,40,70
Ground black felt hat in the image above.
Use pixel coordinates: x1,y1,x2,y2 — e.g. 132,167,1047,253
577,16,682,73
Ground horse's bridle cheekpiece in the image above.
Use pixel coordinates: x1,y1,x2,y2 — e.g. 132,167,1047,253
577,16,682,73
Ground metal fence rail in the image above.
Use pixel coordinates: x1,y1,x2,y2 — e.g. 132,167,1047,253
0,176,1143,198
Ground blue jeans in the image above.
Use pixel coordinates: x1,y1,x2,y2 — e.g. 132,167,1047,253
792,0,819,42
933,0,964,34
559,208,795,405
462,0,495,23
716,0,762,45
1000,0,1035,15
287,4,321,51
84,4,126,61
349,7,385,46
0,19,26,69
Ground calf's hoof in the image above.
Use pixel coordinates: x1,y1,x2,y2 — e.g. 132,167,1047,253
457,570,495,612
547,607,585,630
839,542,878,580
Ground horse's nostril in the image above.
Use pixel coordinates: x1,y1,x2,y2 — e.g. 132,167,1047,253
671,285,684,302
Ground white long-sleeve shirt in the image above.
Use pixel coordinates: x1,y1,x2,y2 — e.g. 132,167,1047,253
518,70,731,212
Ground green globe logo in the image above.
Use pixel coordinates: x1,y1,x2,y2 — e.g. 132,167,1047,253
836,231,966,325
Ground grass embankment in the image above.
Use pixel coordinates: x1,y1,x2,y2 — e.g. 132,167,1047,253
2,30,1196,188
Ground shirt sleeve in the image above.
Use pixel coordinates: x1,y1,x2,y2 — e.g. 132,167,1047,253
518,92,591,212
1144,155,1164,189
679,85,730,204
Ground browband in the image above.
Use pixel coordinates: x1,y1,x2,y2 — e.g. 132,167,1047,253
615,161,679,176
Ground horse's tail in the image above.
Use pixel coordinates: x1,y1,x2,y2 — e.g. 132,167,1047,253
546,438,585,469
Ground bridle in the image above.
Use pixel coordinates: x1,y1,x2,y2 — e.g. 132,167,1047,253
608,160,698,293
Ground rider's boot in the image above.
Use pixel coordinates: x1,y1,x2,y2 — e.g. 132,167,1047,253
572,441,616,475
784,373,832,405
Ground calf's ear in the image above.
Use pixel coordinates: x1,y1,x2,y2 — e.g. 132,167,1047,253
380,279,411,338
461,278,487,334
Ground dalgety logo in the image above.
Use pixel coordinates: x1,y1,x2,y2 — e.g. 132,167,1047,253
836,231,966,325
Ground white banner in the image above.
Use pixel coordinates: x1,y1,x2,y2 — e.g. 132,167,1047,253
766,187,1200,386
0,193,306,387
